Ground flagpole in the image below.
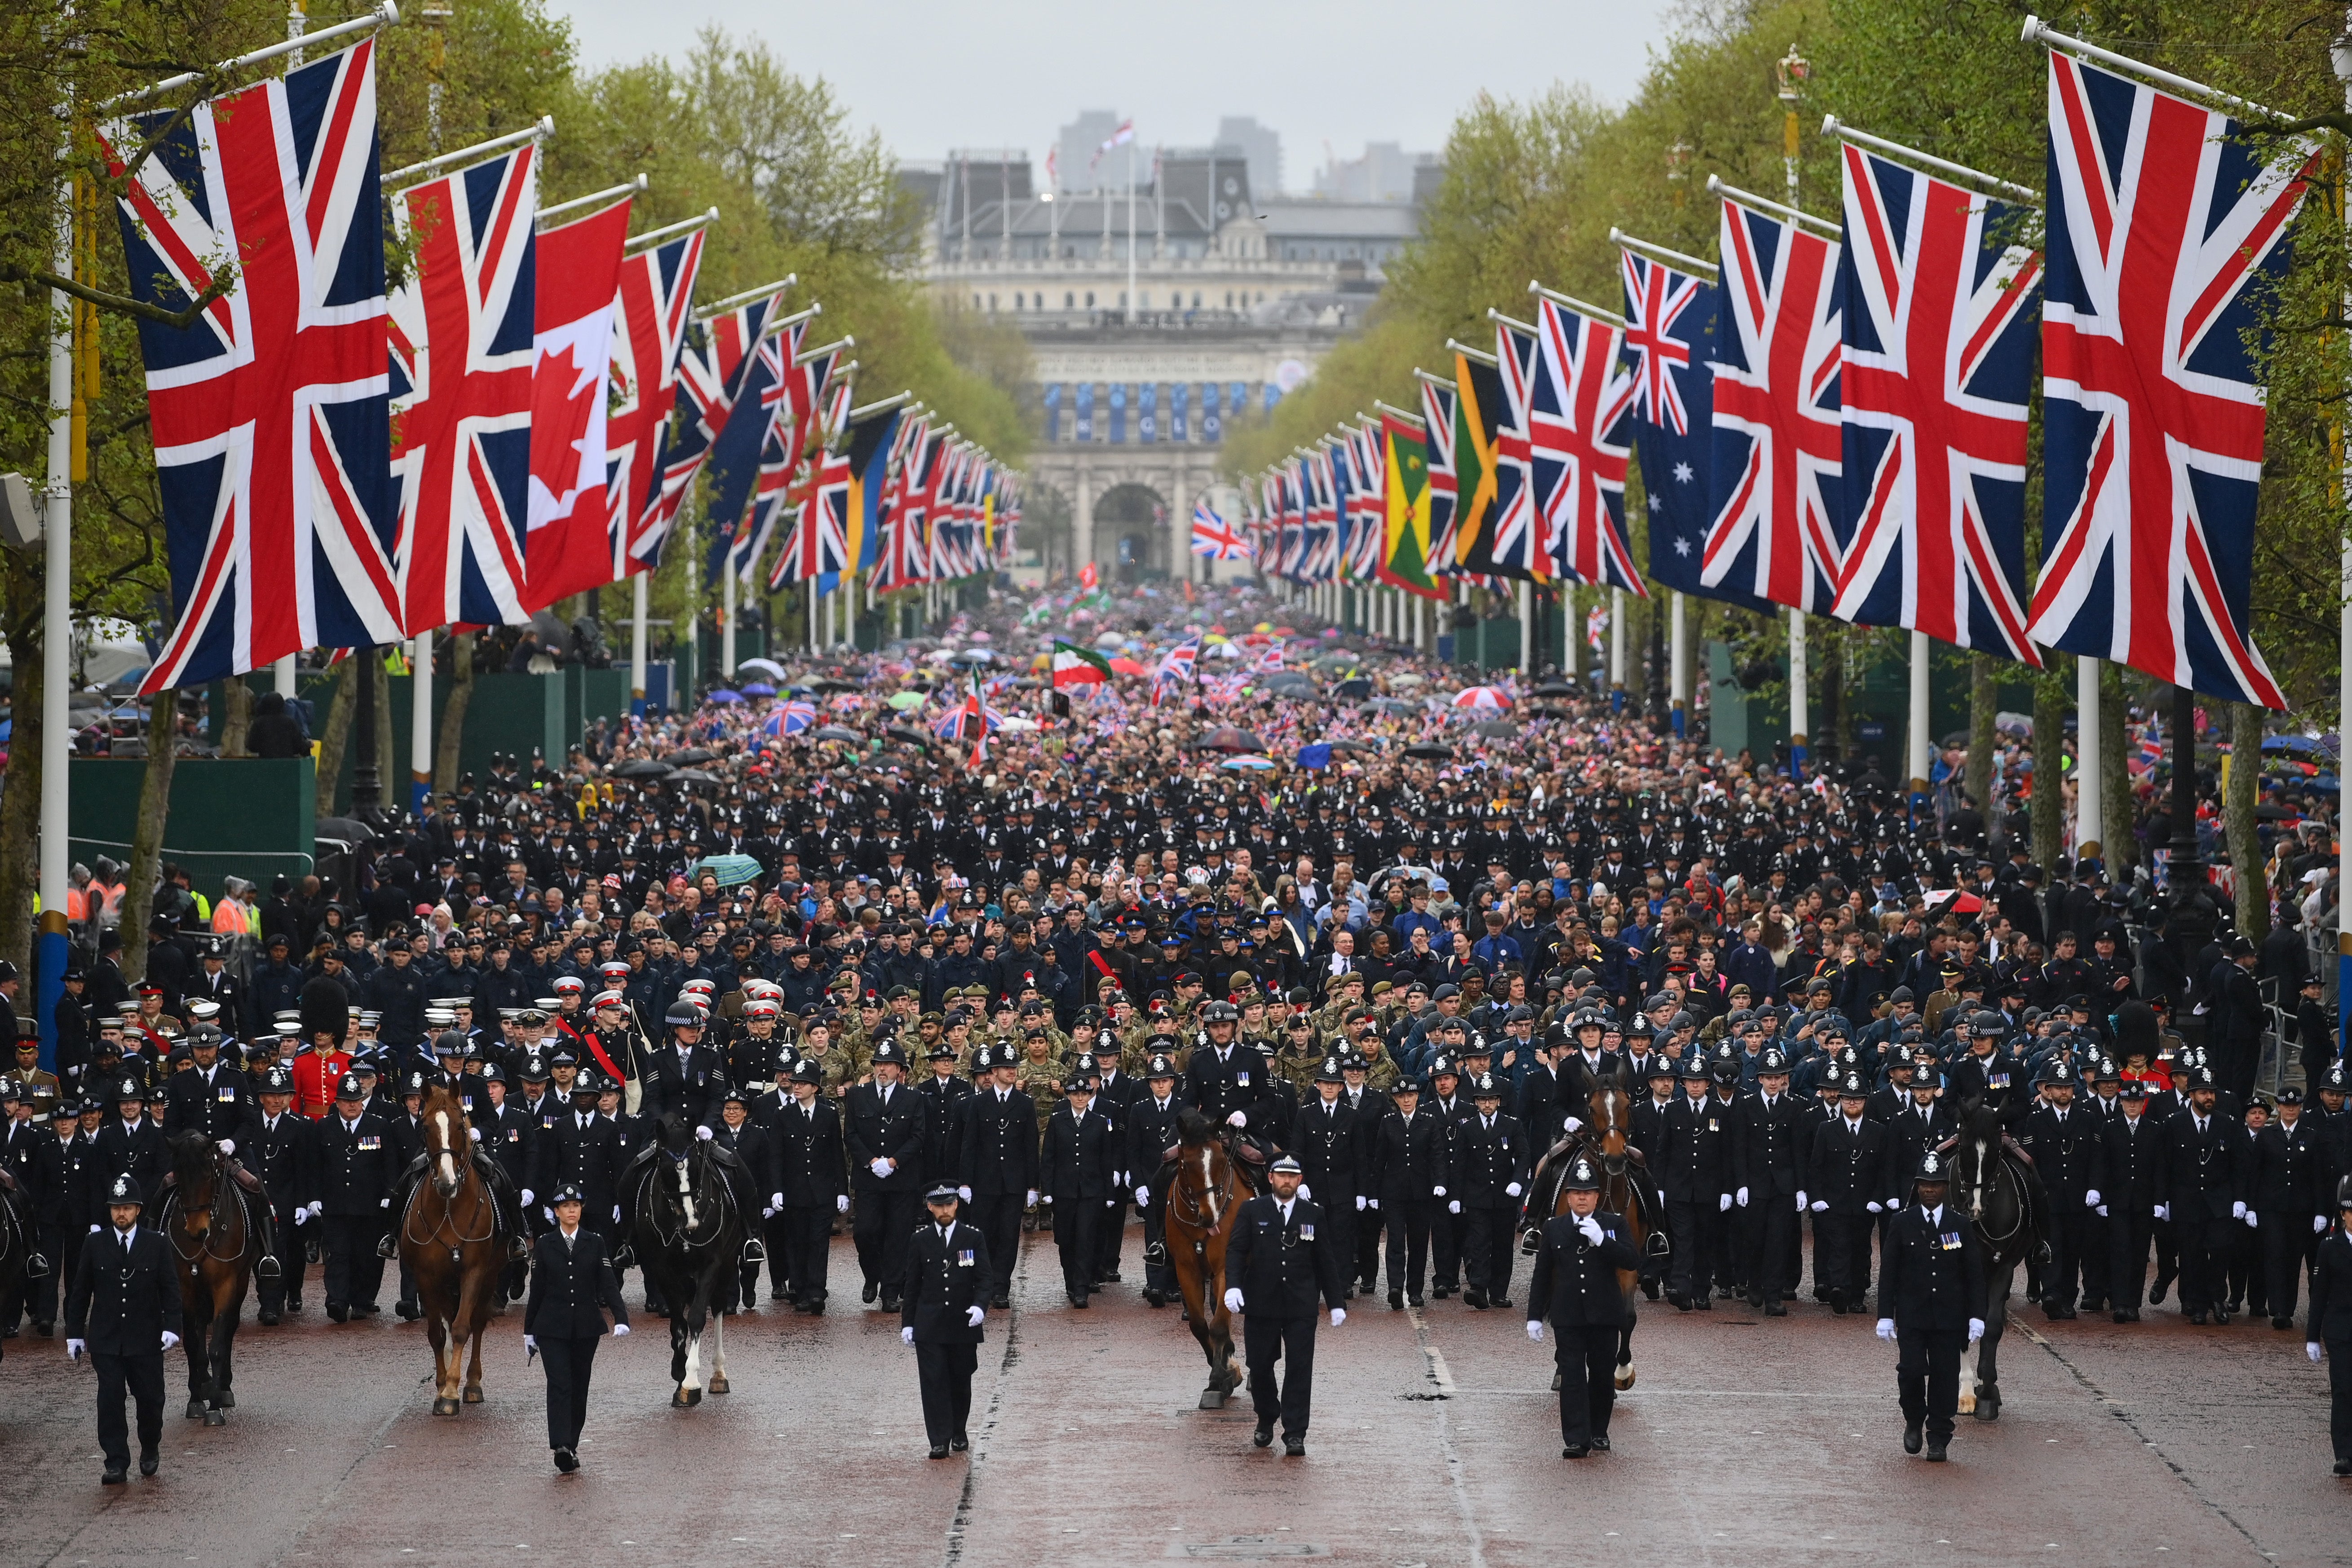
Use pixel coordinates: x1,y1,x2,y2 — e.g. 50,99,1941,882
1125,139,1137,326
384,116,553,190
410,630,431,813
1670,591,1688,738
2075,655,2101,860
535,173,646,228
1610,587,1626,711
722,563,736,677
37,110,74,1071
1906,630,1930,802
1518,580,1533,674
100,0,400,110
2334,13,2352,1043
629,572,648,717
1788,607,1808,781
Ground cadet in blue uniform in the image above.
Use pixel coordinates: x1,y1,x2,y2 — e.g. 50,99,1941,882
1875,1148,1986,1461
524,1182,630,1473
64,1174,182,1484
900,1181,991,1458
1525,1153,1640,1456
1224,1152,1348,1456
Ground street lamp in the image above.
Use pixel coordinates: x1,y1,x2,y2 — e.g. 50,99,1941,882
1775,45,1809,207
1665,139,1691,209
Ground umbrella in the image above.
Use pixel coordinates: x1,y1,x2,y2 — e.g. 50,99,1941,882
886,690,927,711
809,676,861,693
1109,657,1148,676
1451,685,1508,711
669,747,718,764
811,725,862,743
314,815,378,845
1220,755,1276,770
1404,742,1454,760
1388,672,1425,689
1200,726,1269,754
671,768,720,785
948,649,997,667
886,724,935,747
736,657,787,681
1260,671,1316,694
688,853,765,888
1531,680,1578,698
1473,720,1521,739
1368,697,1418,716
1202,640,1245,660
706,689,744,705
613,758,674,779
738,682,776,698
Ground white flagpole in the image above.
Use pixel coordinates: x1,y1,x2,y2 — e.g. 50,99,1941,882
2336,15,2352,1041
1906,629,1931,799
37,122,73,1070
1670,591,1689,738
410,630,431,812
1788,607,1809,779
629,572,648,716
1518,580,1533,673
1609,586,1627,707
2075,654,2102,860
721,565,737,676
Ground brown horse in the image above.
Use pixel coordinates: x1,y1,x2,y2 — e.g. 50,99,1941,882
394,1086,506,1416
160,1132,257,1426
1164,1109,1246,1409
1524,1073,1653,1391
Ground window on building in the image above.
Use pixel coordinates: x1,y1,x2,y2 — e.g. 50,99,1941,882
1013,292,1023,309
1193,292,1202,309
1085,291,1094,308
1065,292,1075,309
972,293,981,308
988,293,998,311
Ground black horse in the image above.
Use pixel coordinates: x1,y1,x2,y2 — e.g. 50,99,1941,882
626,1113,743,1407
0,1171,35,1362
1949,1103,2043,1420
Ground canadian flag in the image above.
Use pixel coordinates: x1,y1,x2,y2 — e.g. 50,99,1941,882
522,197,631,610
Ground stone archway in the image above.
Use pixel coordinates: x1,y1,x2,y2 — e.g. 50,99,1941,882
1093,481,1169,583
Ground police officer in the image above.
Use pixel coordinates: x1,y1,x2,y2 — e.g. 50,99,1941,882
1224,1151,1348,1456
1454,1073,1528,1310
1658,1050,1730,1312
846,1039,926,1312
956,1045,1039,1310
1875,1148,1986,1462
1367,1077,1451,1308
524,1182,631,1474
772,1057,847,1312
1040,1072,1118,1306
249,1067,312,1321
63,1173,182,1484
1126,1053,1189,1303
1732,1046,1803,1314
2019,1058,2099,1319
1525,1152,1640,1457
901,1181,991,1458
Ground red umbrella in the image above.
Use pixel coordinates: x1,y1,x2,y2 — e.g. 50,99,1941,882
1108,656,1147,676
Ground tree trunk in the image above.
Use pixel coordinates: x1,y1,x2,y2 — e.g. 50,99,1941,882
221,676,252,758
372,651,395,803
117,692,179,987
0,568,45,978
2227,700,2266,942
1965,651,1997,817
435,632,474,794
2031,658,2066,878
314,658,358,817
2101,661,2134,874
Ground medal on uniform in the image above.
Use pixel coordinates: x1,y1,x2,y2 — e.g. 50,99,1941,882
1298,1223,1314,1241
957,1249,975,1266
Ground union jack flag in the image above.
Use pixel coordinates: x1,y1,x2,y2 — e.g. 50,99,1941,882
708,315,805,582
777,698,817,734
1703,197,1844,611
1830,144,2041,663
2029,51,2316,707
637,288,784,569
389,140,539,633
1347,426,1386,580
104,41,402,693
1419,376,1461,575
1530,296,1643,594
1479,320,1547,580
1191,498,1249,559
1153,635,1201,706
604,229,705,576
1254,637,1287,671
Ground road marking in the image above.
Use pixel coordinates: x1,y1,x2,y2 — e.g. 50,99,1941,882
1405,1301,1486,1568
938,1230,1034,1568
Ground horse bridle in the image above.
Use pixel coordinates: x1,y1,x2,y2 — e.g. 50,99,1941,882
1959,1134,2024,1244
163,1161,253,1266
644,1144,734,1252
1170,1143,1240,1232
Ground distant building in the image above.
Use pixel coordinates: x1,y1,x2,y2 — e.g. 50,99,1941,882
1213,115,1284,198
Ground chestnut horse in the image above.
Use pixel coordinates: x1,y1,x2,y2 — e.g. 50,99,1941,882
1523,1072,1653,1391
394,1086,505,1415
160,1133,257,1425
1165,1109,1246,1409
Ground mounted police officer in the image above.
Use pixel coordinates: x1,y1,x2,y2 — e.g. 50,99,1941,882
1525,1152,1639,1457
1876,1148,1986,1462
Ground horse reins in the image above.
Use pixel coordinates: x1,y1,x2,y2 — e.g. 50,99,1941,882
163,1166,255,1267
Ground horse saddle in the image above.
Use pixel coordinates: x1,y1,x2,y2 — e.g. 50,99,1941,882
0,1167,14,1194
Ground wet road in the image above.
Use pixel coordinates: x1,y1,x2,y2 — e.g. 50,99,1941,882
3,1224,2343,1568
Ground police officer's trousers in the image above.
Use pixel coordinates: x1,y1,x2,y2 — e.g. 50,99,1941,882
92,1348,165,1471
1243,1312,1318,1439
1896,1326,1964,1445
1552,1324,1618,1449
538,1333,599,1452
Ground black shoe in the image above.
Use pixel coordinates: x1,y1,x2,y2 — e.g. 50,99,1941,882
881,1293,902,1313
951,1433,969,1452
375,1233,398,1261
2188,1311,2208,1325
326,1303,349,1323
102,1467,127,1486
1562,1444,1589,1458
1490,1297,1512,1310
286,1299,304,1313
1903,1422,1923,1455
1432,1285,1453,1299
1592,1435,1610,1451
2272,1316,2292,1330
553,1447,579,1474
862,1280,880,1304
2213,1310,2233,1326
1070,1293,1089,1309
1924,1444,1947,1462
1282,1438,1305,1457
1764,1301,1787,1316
2334,1458,2352,1477
1407,1294,1424,1308
1692,1297,1711,1312
256,1254,283,1280
138,1451,159,1477
1103,1270,1123,1283
1253,1420,1274,1449
395,1299,421,1321
2114,1310,2133,1323
2080,1298,2106,1314
258,1309,280,1327
1388,1290,1404,1310
1669,1292,1690,1312
304,1240,321,1265
352,1302,378,1315
32,1321,51,1337
928,1444,951,1460
1463,1287,1487,1310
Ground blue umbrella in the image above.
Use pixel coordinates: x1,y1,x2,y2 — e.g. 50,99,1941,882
740,682,777,698
707,689,744,704
688,853,765,888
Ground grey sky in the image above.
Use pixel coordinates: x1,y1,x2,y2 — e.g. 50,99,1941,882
544,0,1680,190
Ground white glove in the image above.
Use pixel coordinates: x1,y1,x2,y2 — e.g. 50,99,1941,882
2317,1215,2331,1235
613,1206,622,1222
1506,1182,1523,1197
162,1331,181,1350
1875,1318,1895,1341
1736,1186,1750,1208
1796,1190,1808,1211
2309,1342,2325,1362
1563,1117,1583,1134
1223,1287,1244,1313
901,1326,915,1345
1448,1200,1461,1214
1329,1307,1345,1327
1041,1194,1053,1205
1526,1320,1543,1343
469,1127,481,1142
2231,1201,2246,1219
1431,1184,1447,1197
1810,1201,1828,1213
524,1335,537,1354
89,1223,100,1233
1718,1193,1733,1212
762,1206,776,1219
2153,1203,2170,1221
520,1189,534,1206
870,1159,892,1178
1298,1184,1312,1202
769,1193,784,1211
958,1186,973,1201
836,1194,851,1213
542,1207,554,1223
306,1199,323,1217
2084,1189,2101,1208
966,1304,985,1327
1967,1317,1985,1343
1354,1195,1366,1211
696,1126,714,1141
1133,1187,1149,1206
217,1139,236,1155
2244,1210,2258,1229
1025,1190,1039,1206
611,1323,630,1337
2096,1205,2109,1217
293,1207,310,1226
1866,1201,1883,1214
1367,1197,1380,1210
1226,1111,1247,1127
380,1197,391,1208
1576,1215,1604,1245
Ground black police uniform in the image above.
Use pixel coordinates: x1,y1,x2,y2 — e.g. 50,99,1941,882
2091,1095,2166,1314
956,1082,1039,1306
1227,1188,1348,1447
1732,1086,1804,1308
1039,1096,1118,1303
2158,1103,2248,1321
772,1087,845,1308
1367,1099,1452,1304
2019,1099,2099,1315
1658,1090,1730,1307
900,1210,992,1453
313,1099,397,1314
2310,1210,2352,1471
1881,1192,1986,1454
524,1219,629,1460
845,1075,927,1307
1525,1202,1640,1453
249,1106,313,1314
64,1199,182,1479
1452,1106,1528,1307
